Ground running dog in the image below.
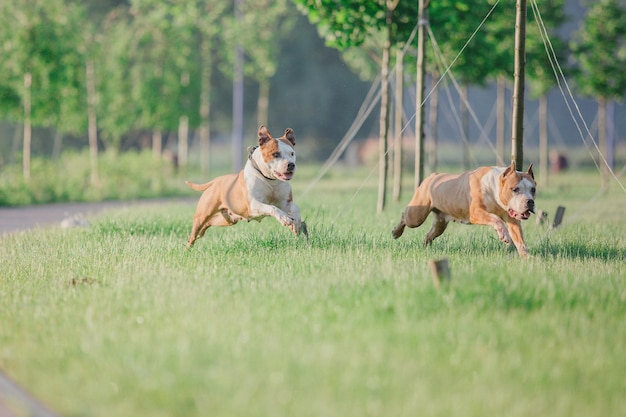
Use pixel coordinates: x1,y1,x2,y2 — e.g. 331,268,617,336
392,161,536,257
186,126,302,247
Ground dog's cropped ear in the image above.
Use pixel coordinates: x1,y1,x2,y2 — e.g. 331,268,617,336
258,126,273,146
526,163,535,179
502,160,516,178
284,128,296,146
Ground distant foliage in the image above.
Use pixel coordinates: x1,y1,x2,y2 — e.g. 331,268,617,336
0,150,191,206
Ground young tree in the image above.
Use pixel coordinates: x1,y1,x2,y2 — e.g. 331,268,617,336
430,0,508,170
77,2,131,185
294,0,418,212
0,0,87,180
97,9,140,151
189,0,230,175
570,0,626,186
526,0,567,187
128,0,199,160
219,0,297,170
225,0,296,128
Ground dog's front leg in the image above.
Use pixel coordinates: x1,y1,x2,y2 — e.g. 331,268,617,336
506,218,529,257
283,201,302,235
470,208,512,245
249,200,297,231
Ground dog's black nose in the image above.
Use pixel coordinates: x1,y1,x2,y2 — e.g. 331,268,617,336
287,162,295,171
527,199,535,211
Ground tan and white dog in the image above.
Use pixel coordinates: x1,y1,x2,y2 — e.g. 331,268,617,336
392,161,536,257
185,126,302,248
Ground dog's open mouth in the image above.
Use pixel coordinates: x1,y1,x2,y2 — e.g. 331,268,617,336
274,171,294,181
509,208,533,220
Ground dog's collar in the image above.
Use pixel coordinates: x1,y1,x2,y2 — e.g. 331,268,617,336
247,146,275,181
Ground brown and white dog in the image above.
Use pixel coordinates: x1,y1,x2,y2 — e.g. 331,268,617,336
185,126,302,248
392,161,536,257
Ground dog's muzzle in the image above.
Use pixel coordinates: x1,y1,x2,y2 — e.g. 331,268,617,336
274,163,296,181
509,199,535,221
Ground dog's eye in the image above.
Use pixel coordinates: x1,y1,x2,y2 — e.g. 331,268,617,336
273,152,281,158
531,187,536,195
290,152,295,157
512,187,520,193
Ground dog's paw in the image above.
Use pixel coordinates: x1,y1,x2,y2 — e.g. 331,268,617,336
276,213,293,227
290,217,306,236
495,223,512,244
278,214,299,234
391,222,406,239
288,221,300,236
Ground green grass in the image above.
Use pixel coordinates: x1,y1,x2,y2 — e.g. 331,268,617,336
1,167,625,417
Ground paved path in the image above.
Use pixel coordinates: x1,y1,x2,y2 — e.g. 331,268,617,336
0,198,195,236
0,371,60,417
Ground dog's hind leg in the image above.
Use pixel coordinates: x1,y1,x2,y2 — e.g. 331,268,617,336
391,219,407,239
187,217,208,248
187,212,237,248
392,205,431,239
424,212,449,246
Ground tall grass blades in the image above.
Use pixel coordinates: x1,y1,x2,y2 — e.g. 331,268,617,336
1,168,625,417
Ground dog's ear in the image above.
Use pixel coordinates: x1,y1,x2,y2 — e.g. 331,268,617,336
526,163,535,179
502,160,516,178
284,128,296,146
258,125,272,146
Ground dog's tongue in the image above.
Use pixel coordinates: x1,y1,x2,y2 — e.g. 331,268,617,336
509,208,532,220
275,171,293,180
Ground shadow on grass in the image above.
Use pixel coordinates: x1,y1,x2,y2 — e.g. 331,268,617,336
534,239,625,261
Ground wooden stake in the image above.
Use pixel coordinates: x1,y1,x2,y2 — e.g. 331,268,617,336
429,258,450,289
414,0,427,188
552,206,565,229
511,0,527,169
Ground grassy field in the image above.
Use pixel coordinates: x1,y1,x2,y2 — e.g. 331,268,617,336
1,166,625,417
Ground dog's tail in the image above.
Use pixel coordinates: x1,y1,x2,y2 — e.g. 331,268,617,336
185,180,212,192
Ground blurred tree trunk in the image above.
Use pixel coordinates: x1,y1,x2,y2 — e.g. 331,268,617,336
427,71,439,174
511,0,527,169
23,73,32,181
10,125,20,165
414,0,426,188
232,1,244,172
460,84,470,170
392,48,403,203
52,130,63,161
199,36,212,176
597,97,609,187
377,6,391,214
178,115,189,168
152,129,162,159
538,95,548,187
606,100,615,172
496,76,506,165
257,78,270,128
86,59,99,186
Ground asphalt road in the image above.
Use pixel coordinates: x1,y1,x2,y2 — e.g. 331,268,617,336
0,198,196,236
